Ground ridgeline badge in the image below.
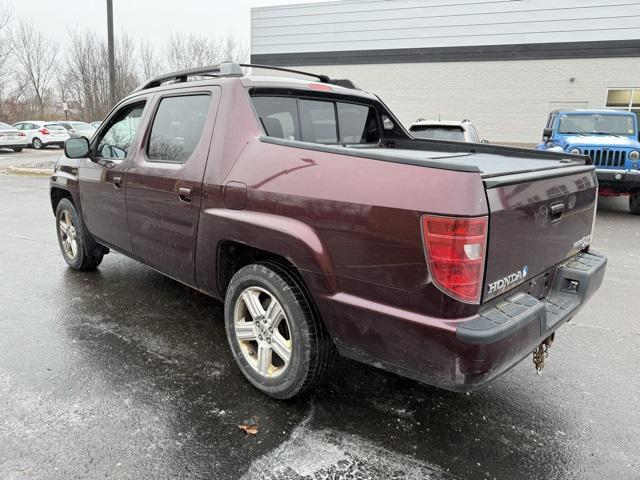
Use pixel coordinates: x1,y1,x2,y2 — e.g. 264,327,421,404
488,266,528,294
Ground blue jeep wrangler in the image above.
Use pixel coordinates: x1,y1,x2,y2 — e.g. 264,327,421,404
537,109,640,214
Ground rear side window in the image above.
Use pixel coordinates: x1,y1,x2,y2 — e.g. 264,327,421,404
252,95,380,145
147,94,211,163
252,96,300,141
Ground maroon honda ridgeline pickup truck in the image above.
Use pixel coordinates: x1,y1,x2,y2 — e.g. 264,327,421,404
50,63,606,399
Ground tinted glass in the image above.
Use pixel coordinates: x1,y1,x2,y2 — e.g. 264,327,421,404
337,102,379,143
411,126,466,142
252,95,380,145
299,99,337,143
97,102,146,159
147,95,211,163
252,96,300,140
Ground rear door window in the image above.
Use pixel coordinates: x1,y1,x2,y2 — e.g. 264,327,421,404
147,94,212,163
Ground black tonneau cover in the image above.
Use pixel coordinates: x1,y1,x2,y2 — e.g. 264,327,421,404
260,136,591,181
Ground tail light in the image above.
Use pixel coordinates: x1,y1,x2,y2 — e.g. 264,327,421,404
422,215,488,304
18,132,25,137
38,128,50,135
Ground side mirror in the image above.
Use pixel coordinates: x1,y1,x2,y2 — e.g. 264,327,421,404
64,137,90,159
542,128,553,140
480,139,490,144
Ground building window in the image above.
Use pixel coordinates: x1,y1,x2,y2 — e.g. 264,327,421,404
606,89,640,125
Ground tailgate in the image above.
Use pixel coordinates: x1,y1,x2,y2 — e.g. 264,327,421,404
483,166,598,302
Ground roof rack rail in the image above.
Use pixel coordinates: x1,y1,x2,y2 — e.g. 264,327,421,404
239,63,330,83
134,62,359,92
134,62,244,92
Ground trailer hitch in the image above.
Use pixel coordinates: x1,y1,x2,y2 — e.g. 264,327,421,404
533,333,555,374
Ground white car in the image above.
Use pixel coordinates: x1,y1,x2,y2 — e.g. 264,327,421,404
12,121,69,149
409,119,486,143
0,122,29,152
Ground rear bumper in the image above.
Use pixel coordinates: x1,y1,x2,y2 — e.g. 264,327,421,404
0,144,27,149
596,169,640,192
325,251,606,392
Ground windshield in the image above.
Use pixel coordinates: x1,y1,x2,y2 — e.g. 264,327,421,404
44,123,66,130
410,126,466,142
557,114,637,136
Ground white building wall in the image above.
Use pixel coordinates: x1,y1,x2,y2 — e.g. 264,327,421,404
252,0,640,54
283,58,640,146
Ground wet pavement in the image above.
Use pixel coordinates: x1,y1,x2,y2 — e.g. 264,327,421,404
1,175,639,480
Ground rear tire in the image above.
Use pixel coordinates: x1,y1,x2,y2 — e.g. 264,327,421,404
55,198,103,270
12,148,23,152
224,262,335,399
32,137,43,149
630,194,640,215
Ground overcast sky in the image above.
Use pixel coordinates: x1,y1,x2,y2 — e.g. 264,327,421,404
7,0,332,48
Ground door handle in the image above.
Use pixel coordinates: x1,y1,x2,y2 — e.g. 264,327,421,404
113,176,122,190
178,186,192,203
550,203,565,222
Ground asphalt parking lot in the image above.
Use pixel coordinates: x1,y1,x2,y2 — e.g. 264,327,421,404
1,172,639,480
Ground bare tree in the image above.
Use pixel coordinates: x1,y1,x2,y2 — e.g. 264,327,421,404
9,19,58,114
0,1,13,83
63,29,139,121
138,39,163,80
219,35,248,64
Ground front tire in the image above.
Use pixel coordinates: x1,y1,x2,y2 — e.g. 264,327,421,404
32,137,43,149
630,194,640,215
224,263,334,399
55,198,103,270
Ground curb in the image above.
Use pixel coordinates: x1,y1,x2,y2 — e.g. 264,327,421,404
6,166,53,176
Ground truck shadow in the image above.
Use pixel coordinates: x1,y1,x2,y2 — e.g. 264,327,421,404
58,256,575,480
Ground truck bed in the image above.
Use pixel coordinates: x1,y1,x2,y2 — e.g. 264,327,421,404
261,136,591,179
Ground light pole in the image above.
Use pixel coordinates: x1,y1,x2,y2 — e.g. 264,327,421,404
107,0,116,107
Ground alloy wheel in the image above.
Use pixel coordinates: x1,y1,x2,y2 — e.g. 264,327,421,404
233,287,292,378
58,210,78,260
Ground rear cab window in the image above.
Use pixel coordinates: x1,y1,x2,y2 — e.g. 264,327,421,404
251,93,380,146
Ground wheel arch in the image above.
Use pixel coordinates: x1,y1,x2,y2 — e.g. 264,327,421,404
50,187,73,215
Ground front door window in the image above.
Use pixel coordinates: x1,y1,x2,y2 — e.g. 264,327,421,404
95,102,146,159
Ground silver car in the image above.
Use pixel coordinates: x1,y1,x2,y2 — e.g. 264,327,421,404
12,121,70,149
57,121,97,140
0,122,29,152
